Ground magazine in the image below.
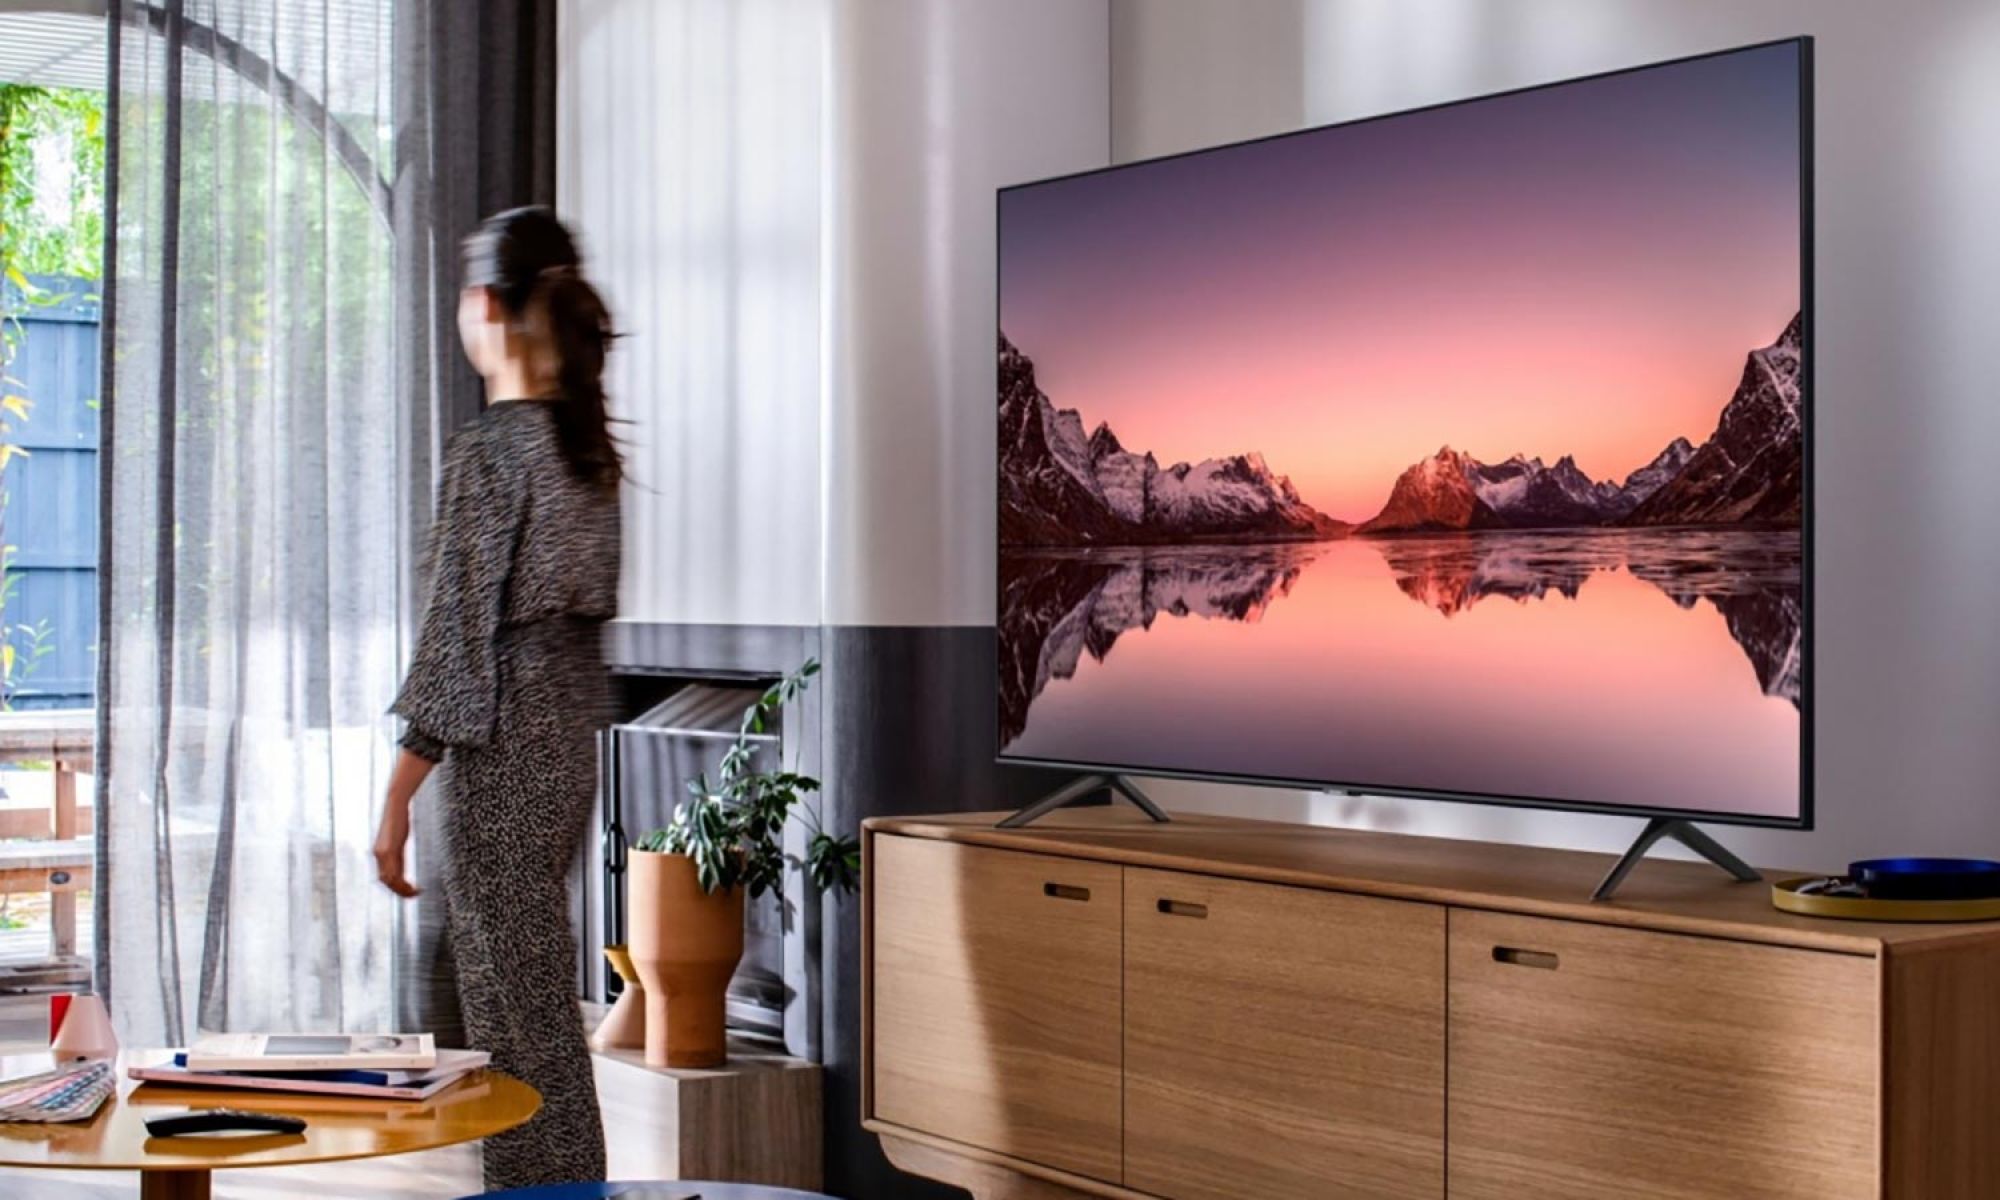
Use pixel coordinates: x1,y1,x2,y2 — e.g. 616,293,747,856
184,1032,437,1073
132,1048,486,1102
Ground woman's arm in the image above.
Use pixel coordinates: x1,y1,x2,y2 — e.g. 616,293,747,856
373,748,437,898
377,428,521,898
390,431,523,755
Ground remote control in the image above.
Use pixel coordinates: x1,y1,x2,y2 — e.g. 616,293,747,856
145,1109,309,1137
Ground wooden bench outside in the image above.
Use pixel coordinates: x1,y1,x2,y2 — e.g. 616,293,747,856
0,710,94,969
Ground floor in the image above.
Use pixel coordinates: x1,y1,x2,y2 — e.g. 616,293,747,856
0,994,484,1198
0,1145,482,1198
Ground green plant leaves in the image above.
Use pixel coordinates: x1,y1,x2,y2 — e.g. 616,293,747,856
1,84,107,282
632,658,858,898
806,831,862,895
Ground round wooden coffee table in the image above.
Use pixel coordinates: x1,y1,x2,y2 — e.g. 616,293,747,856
0,1050,540,1199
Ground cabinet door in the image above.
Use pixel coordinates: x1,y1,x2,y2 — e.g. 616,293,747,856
1449,910,1877,1200
1124,868,1445,1200
869,836,1123,1184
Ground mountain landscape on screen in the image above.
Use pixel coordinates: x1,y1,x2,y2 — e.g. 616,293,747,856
997,535,1802,746
996,314,1807,752
999,334,1349,545
1001,315,1802,546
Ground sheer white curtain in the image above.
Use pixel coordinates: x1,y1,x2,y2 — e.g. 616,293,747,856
100,0,402,1044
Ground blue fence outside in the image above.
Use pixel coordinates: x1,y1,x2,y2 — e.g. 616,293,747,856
2,273,99,710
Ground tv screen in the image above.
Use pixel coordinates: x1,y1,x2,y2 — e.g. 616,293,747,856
996,39,1811,827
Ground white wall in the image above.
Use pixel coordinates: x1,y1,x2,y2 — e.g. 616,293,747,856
822,0,1111,626
560,0,1111,629
1111,0,2000,871
558,0,826,626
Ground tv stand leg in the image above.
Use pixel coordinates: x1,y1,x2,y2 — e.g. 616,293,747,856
998,774,1170,829
1593,817,1761,901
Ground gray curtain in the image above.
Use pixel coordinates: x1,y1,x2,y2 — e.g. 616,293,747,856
390,0,557,1045
96,0,556,1047
98,0,402,1044
392,0,555,458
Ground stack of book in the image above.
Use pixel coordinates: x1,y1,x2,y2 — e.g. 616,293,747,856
128,1033,488,1102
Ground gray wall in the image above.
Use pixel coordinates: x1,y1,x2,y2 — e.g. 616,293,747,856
1110,0,2000,871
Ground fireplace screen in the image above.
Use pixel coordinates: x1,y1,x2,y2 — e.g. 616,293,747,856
582,682,791,1042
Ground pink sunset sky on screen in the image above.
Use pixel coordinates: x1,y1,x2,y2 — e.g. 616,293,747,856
1000,41,1803,523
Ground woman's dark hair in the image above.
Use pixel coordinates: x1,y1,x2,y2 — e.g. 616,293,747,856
462,206,623,489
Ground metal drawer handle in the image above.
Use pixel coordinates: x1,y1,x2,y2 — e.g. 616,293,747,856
1157,899,1208,919
1493,946,1560,970
1043,882,1091,902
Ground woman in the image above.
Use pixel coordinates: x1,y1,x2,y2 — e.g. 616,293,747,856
373,206,619,1191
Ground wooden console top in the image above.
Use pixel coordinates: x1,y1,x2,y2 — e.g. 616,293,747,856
865,809,2000,956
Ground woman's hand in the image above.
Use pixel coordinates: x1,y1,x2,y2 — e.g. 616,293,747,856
373,798,421,897
374,748,438,898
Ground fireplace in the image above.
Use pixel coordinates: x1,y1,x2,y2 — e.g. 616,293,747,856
578,624,823,1059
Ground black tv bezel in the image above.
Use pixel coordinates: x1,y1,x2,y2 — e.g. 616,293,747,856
992,36,1816,832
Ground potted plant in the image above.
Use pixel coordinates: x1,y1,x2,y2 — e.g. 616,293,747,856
626,659,859,1068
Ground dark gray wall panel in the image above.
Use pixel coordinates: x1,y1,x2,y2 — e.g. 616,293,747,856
820,624,1081,1199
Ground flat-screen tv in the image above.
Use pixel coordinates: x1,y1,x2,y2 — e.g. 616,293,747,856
996,39,1811,827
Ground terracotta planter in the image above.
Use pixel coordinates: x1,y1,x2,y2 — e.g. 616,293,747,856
626,850,744,1068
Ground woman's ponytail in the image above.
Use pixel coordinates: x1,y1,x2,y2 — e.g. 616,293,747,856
532,264,623,490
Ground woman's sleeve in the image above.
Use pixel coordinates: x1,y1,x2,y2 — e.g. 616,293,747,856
390,433,521,759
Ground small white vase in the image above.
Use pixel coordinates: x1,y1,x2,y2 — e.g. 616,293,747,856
50,994,119,1061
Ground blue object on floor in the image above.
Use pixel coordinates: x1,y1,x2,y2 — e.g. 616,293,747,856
464,1183,837,1200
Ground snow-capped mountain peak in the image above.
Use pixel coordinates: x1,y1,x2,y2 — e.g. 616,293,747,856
1358,446,1507,534
1623,313,1803,527
999,333,1348,546
1087,421,1124,461
1369,435,1711,532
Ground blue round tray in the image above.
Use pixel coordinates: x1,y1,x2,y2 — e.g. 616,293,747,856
1849,857,2000,901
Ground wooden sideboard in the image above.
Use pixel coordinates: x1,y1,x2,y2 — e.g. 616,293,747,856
861,809,2000,1200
